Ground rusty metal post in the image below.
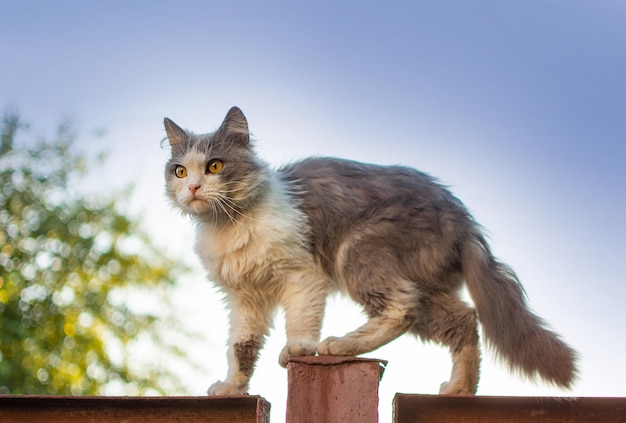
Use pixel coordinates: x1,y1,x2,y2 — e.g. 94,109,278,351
286,356,387,423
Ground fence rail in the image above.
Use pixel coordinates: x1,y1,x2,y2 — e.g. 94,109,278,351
393,394,626,422
0,395,270,423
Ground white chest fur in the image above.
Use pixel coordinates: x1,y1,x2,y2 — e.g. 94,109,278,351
194,176,311,291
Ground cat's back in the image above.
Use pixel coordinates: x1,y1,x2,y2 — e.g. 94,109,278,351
278,157,471,274
279,156,459,212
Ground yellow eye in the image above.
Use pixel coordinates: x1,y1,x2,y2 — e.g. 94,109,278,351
174,165,187,178
207,159,223,174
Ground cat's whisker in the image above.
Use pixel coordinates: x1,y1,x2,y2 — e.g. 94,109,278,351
218,195,261,225
214,198,248,237
214,198,237,225
216,196,258,230
209,201,220,226
220,180,263,201
218,187,256,201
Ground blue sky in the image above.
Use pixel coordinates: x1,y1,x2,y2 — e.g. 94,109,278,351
3,0,625,420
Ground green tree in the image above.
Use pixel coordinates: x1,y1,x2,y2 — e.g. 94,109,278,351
0,111,186,395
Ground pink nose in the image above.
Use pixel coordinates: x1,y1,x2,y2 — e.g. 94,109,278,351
189,184,201,195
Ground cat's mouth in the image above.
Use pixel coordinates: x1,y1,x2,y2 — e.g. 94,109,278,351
183,195,210,213
188,196,209,207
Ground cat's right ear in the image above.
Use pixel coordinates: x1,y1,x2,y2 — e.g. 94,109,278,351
164,118,186,146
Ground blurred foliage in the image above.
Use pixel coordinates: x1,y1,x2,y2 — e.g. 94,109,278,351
0,111,187,395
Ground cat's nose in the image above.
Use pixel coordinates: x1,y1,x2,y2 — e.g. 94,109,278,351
188,184,201,195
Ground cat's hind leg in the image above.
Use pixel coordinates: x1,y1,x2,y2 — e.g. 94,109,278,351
317,277,418,357
317,237,421,356
410,292,480,395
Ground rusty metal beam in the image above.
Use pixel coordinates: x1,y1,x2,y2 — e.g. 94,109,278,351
0,395,270,423
393,394,626,423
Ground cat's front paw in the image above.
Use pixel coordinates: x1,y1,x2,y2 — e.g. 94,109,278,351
279,339,317,367
438,380,476,396
207,380,247,396
317,336,359,356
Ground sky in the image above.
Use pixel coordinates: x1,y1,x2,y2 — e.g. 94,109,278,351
2,0,625,420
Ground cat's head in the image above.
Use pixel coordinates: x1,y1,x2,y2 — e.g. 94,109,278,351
163,107,270,222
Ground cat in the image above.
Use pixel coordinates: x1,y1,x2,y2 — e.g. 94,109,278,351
163,106,578,396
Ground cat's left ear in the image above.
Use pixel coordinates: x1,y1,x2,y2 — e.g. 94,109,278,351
218,106,250,145
164,118,187,146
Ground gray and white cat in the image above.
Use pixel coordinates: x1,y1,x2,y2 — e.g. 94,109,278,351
164,106,577,396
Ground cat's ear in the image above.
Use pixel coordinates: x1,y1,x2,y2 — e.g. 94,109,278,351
218,106,249,145
164,118,186,146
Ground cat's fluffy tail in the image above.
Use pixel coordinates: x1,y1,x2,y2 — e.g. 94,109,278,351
462,234,578,389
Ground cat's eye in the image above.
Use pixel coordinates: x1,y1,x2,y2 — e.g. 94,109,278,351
207,159,224,174
174,165,187,178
